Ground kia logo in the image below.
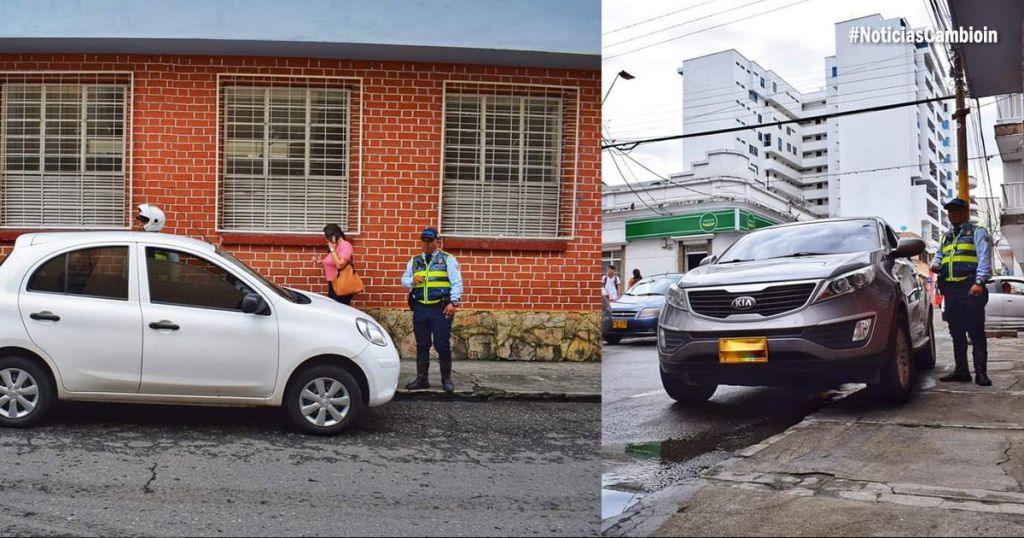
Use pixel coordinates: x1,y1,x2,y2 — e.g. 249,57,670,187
732,296,757,310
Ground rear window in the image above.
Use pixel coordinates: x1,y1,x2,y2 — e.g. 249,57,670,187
626,277,676,296
27,246,130,300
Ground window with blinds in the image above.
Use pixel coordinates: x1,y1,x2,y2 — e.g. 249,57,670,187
1,84,127,228
442,93,564,238
220,86,350,233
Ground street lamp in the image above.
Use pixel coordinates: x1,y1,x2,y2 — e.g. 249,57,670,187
602,70,635,105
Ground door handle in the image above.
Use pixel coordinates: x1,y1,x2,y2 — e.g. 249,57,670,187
29,311,60,322
149,320,180,331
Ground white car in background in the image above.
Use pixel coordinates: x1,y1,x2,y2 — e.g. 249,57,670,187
986,276,1024,330
0,231,399,435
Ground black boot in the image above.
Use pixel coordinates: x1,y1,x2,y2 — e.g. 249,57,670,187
405,375,429,390
441,366,454,393
405,362,430,390
940,370,972,382
975,372,992,386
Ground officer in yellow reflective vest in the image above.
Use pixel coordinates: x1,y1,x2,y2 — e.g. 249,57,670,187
401,227,463,392
930,198,994,386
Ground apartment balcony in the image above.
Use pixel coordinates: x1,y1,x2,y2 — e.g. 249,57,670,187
1005,182,1024,212
1001,181,1024,274
995,94,1024,162
996,94,1023,125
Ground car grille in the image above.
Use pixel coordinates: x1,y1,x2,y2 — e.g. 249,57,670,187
686,327,804,340
687,283,818,318
611,311,636,319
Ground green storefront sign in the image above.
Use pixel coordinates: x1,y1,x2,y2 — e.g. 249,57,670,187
625,209,777,240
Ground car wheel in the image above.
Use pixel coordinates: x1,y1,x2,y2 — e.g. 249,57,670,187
660,370,717,403
604,335,621,345
914,309,937,371
284,365,364,436
870,316,914,404
0,356,55,428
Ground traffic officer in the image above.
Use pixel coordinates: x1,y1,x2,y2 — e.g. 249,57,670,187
401,227,463,392
930,198,993,386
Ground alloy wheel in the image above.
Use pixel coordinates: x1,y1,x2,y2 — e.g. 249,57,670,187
299,377,351,427
0,368,39,419
896,330,911,389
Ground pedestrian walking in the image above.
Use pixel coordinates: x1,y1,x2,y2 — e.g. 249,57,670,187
930,198,993,386
602,266,621,302
401,227,463,392
320,223,356,305
628,268,642,289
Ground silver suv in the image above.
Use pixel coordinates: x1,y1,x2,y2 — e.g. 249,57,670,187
658,217,935,404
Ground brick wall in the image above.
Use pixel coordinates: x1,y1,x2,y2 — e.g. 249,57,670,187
0,54,602,314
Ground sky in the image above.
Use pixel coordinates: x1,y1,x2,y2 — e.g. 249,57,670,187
601,0,1005,202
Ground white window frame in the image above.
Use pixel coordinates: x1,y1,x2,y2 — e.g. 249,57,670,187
0,71,134,230
215,73,363,235
439,80,580,240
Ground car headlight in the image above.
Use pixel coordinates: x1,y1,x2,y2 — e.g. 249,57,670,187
638,307,662,318
356,318,388,346
813,266,876,303
665,283,688,311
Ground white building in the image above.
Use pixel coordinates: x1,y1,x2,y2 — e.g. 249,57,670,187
602,150,818,279
676,14,957,249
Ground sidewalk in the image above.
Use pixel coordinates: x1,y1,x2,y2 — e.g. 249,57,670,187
393,359,600,401
653,316,1024,536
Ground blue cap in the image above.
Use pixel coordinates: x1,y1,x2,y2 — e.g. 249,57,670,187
943,198,968,210
420,227,439,240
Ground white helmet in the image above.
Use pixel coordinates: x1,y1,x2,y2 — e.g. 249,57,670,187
137,204,166,232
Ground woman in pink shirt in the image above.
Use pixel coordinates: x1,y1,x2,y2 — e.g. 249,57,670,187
321,223,355,305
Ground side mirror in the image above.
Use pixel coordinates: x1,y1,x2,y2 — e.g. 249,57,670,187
241,292,269,315
893,238,926,258
699,255,717,266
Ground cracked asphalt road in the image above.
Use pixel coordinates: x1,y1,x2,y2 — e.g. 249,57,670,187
0,399,599,537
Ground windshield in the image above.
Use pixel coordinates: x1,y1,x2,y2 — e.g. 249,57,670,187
216,247,296,302
718,220,881,263
626,277,677,296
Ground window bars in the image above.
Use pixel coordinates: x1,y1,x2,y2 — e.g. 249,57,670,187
217,74,362,234
0,72,133,228
441,81,580,239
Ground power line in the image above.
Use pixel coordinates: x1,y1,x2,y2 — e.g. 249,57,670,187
603,95,956,151
603,0,816,62
612,147,716,197
972,97,999,235
608,74,938,135
603,0,774,49
605,142,667,216
606,59,941,133
603,0,719,36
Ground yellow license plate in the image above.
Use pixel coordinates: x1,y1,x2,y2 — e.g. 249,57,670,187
612,319,628,329
719,337,768,364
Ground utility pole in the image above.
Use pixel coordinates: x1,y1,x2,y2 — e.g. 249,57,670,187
953,49,970,208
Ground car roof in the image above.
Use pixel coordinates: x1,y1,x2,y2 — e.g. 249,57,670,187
638,273,684,279
13,231,216,252
758,216,884,231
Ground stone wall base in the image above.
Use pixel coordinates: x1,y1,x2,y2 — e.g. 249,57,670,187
362,308,601,362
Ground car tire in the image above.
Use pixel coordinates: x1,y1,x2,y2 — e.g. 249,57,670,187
660,370,717,403
914,309,937,371
604,335,621,345
284,365,364,436
0,356,55,429
869,316,915,404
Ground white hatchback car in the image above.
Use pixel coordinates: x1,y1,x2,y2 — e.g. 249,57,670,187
0,231,400,435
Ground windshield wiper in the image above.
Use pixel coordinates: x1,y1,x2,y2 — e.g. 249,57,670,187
717,258,754,264
765,251,832,260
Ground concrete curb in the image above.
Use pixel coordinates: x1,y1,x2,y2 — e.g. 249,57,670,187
393,388,600,402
